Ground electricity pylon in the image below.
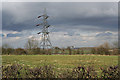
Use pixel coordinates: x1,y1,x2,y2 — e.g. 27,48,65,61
36,8,52,50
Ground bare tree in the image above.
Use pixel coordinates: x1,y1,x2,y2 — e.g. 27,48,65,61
100,42,110,49
112,41,118,49
97,42,110,55
25,37,39,50
2,43,12,49
2,43,13,55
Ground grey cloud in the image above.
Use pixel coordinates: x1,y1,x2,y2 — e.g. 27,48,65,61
2,2,118,32
2,2,118,48
96,32,113,37
7,33,22,37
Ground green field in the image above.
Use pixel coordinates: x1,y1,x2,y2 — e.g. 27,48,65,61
2,55,118,73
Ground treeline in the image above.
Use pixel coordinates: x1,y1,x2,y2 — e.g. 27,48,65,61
1,46,119,55
91,42,119,55
1,37,119,55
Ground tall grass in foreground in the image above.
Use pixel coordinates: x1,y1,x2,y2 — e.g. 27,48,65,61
2,64,119,79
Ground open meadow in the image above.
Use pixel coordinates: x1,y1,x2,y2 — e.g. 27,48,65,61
2,55,118,73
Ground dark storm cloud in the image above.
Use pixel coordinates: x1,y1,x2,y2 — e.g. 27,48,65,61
2,9,37,31
2,13,36,31
2,2,118,32
52,16,118,31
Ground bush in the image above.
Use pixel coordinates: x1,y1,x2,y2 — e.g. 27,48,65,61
91,46,110,55
100,65,119,79
97,46,110,55
28,65,55,78
67,47,72,55
76,49,80,54
91,42,111,55
80,49,84,55
2,64,119,79
2,64,55,78
91,47,97,54
2,64,24,78
61,66,97,78
15,48,27,55
26,48,41,55
112,49,119,55
2,48,14,55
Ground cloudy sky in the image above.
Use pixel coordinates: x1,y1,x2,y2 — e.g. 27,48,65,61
1,2,118,48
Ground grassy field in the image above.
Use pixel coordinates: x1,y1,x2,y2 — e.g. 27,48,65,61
2,55,118,73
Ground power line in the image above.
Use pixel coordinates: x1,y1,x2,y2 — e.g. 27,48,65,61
35,8,52,50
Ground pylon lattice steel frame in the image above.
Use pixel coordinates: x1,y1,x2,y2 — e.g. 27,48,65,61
36,9,52,49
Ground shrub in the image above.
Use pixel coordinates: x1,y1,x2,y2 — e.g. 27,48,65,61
15,48,27,55
97,46,110,55
112,49,119,55
67,47,72,55
54,47,60,54
61,66,97,78
2,64,119,79
2,64,55,78
2,48,14,55
79,49,84,55
27,48,41,55
28,65,55,78
76,49,80,54
91,46,110,55
91,47,97,54
100,65,119,79
2,64,24,78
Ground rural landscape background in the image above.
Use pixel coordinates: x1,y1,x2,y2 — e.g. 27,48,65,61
0,2,119,79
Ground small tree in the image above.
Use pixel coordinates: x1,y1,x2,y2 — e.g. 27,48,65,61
54,47,60,54
6,48,14,55
112,41,118,49
2,43,12,49
101,42,110,49
67,47,71,55
25,37,39,50
76,49,80,54
112,49,119,55
61,48,65,54
96,42,110,55
80,49,84,55
15,48,27,55
91,47,96,54
2,43,14,55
